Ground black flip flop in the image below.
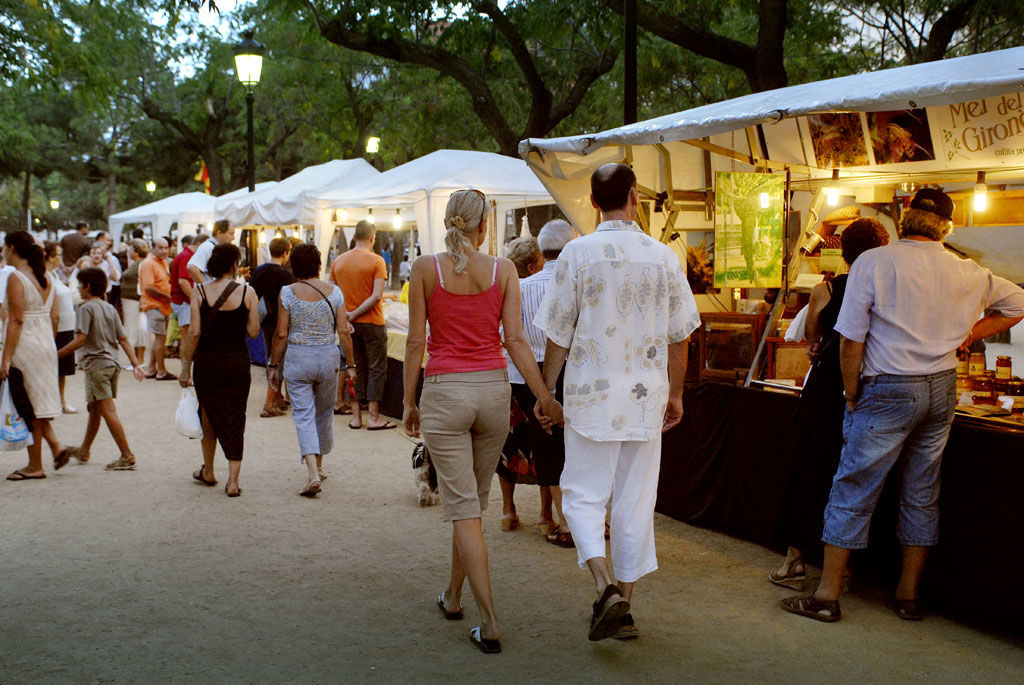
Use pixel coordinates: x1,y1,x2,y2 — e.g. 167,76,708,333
53,447,76,471
225,484,242,497
438,592,464,620
469,626,501,654
6,469,46,481
192,467,217,486
366,421,397,431
155,373,178,381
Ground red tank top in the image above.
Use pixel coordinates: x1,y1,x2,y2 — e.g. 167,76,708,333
425,255,507,377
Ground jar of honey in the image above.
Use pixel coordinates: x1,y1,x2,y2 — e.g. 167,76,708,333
956,350,969,375
968,352,986,376
971,374,995,405
956,374,970,395
1008,380,1024,415
995,356,1012,380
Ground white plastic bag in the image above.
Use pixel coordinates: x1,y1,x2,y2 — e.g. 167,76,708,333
175,389,203,439
784,304,809,342
0,380,33,451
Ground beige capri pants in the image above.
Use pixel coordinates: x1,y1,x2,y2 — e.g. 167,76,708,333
420,368,511,522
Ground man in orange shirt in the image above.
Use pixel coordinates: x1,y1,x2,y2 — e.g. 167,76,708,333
139,237,175,381
330,220,394,430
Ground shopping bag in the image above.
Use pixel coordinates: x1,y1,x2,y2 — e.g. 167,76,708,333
0,380,33,451
174,388,203,439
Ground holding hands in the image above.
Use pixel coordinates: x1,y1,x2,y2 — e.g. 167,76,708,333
533,394,564,434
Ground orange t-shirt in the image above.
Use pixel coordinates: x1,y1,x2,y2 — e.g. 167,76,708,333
138,254,172,316
330,248,388,325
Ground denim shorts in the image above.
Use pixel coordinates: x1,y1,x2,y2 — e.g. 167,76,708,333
171,301,191,327
821,370,956,549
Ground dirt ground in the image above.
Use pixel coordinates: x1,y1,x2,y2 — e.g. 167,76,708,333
0,360,1021,683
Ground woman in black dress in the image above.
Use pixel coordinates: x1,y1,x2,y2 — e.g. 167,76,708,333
770,217,890,588
178,243,259,497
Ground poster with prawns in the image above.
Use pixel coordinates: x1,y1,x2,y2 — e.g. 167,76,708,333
714,172,785,288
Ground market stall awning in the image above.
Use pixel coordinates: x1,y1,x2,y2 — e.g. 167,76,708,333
519,46,1024,243
215,158,378,228
311,149,554,256
107,183,279,237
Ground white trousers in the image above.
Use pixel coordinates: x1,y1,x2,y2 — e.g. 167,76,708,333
560,425,661,583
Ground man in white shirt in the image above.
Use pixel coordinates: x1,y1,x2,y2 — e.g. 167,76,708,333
782,188,1024,624
187,220,235,284
535,163,700,641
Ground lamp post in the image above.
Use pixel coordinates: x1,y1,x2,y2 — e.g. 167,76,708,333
49,199,60,210
146,181,156,194
233,30,265,194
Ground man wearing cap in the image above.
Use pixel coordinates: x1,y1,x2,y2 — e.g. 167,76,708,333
782,188,1024,623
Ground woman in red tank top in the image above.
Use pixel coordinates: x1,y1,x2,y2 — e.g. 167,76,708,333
403,189,562,654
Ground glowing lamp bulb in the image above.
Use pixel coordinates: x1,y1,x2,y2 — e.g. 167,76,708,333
826,187,840,206
392,213,403,229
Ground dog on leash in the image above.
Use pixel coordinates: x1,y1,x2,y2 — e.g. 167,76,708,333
412,443,439,507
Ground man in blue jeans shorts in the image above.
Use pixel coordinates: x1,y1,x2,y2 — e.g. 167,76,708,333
782,188,1024,623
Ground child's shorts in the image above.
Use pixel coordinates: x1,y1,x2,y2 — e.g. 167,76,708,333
85,366,119,403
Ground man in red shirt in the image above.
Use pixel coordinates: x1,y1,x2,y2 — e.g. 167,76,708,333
169,234,196,340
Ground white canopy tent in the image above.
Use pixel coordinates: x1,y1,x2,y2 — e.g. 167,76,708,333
311,149,555,260
520,46,1024,281
215,158,378,229
107,183,278,238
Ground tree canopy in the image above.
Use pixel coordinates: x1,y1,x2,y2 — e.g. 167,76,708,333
0,0,1019,234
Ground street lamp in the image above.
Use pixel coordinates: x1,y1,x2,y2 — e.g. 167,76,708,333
366,136,380,154
233,30,265,193
49,199,60,210
146,181,156,193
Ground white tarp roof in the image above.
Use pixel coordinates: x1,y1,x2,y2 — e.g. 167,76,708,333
216,158,378,228
107,183,278,237
521,47,1024,156
311,149,554,256
519,47,1024,280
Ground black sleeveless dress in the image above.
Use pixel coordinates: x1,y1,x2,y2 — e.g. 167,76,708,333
775,274,848,550
194,285,252,461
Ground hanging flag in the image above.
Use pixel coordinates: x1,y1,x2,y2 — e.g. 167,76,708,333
194,162,211,194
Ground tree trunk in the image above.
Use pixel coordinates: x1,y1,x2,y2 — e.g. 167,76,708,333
20,171,31,231
107,172,118,220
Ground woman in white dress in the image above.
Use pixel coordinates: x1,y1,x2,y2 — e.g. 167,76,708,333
44,241,78,414
2,232,72,480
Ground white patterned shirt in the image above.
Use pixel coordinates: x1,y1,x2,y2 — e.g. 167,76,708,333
507,259,557,385
534,220,700,441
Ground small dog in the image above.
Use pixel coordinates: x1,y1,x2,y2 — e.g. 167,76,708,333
412,443,440,507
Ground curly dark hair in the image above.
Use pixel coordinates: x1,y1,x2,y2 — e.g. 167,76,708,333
840,217,890,265
288,243,322,279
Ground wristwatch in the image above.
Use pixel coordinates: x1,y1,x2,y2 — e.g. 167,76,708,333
268,363,279,369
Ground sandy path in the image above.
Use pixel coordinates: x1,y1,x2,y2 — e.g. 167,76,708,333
0,360,1021,683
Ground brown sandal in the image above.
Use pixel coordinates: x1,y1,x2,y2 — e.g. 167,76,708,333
780,593,841,622
545,525,575,548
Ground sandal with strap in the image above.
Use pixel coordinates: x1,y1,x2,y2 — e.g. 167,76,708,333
545,524,575,548
780,593,841,622
769,557,806,590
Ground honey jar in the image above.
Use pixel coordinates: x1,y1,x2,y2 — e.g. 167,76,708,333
1008,380,1024,415
956,374,970,395
970,374,995,405
968,352,986,376
995,355,1012,380
956,350,969,375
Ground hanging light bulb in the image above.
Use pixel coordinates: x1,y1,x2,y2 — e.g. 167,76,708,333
392,210,402,229
759,192,770,209
974,171,987,212
826,168,840,206
258,231,267,246
366,209,375,224
335,209,347,223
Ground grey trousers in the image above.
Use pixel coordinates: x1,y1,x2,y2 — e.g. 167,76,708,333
283,343,339,457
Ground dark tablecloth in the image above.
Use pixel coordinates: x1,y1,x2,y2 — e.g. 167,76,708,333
657,382,1024,620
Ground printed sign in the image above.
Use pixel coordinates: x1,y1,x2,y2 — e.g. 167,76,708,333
930,92,1024,167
